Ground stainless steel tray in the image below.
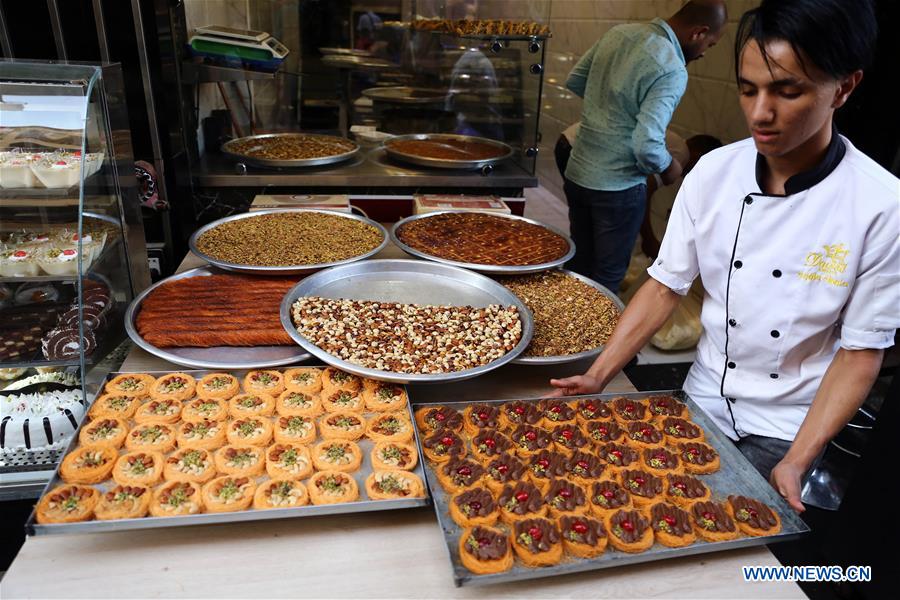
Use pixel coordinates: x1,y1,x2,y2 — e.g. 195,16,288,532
412,390,809,587
125,266,312,370
322,55,398,71
362,86,450,105
221,133,360,168
26,369,430,535
508,269,625,365
319,47,372,57
382,134,513,170
390,211,576,275
279,259,534,384
188,208,389,276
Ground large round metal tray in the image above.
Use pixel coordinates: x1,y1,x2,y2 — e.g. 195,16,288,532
382,133,513,170
321,55,398,71
125,266,312,370
319,47,372,57
279,259,534,384
221,133,360,168
189,208,389,276
362,86,450,105
507,269,625,365
390,210,576,275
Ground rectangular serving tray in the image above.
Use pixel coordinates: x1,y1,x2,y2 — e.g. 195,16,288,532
412,390,809,587
25,368,430,535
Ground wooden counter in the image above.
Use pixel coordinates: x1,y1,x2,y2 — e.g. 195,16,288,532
1,247,803,598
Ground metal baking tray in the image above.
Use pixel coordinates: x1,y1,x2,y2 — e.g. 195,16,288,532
25,368,429,535
507,269,625,365
321,55,398,71
390,211,576,275
188,208,389,276
125,265,312,370
319,47,372,57
221,133,360,168
382,134,513,170
412,390,809,587
279,259,534,384
362,86,451,105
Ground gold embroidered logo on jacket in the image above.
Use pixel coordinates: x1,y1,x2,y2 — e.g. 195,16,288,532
799,244,850,287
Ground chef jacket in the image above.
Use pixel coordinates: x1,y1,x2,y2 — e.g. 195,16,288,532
647,131,900,442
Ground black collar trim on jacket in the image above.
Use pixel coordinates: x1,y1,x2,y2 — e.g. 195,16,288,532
754,123,846,197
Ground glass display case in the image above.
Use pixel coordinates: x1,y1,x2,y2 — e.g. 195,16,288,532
0,61,150,499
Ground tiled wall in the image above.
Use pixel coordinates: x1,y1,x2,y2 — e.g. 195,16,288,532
529,0,760,200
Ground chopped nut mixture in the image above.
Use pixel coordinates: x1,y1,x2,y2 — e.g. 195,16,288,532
291,297,522,374
227,134,356,160
195,212,383,266
498,271,620,357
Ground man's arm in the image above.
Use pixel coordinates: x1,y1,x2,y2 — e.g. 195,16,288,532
550,277,682,395
771,348,884,512
565,43,596,98
632,70,687,177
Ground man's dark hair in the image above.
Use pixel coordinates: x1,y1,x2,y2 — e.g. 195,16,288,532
672,1,727,32
735,0,877,82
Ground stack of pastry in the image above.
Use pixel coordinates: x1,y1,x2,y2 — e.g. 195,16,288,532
36,368,425,524
415,395,781,575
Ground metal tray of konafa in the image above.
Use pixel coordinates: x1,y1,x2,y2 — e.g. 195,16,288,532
362,86,451,105
390,210,576,275
509,269,625,365
382,134,513,170
221,133,360,168
124,265,312,370
280,259,534,384
413,390,810,587
189,208,389,276
26,369,430,535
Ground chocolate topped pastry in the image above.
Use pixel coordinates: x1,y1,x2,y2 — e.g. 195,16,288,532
650,502,695,546
666,474,709,504
499,481,545,517
527,450,567,486
500,401,543,429
662,417,703,441
560,515,606,547
455,488,497,519
679,442,720,474
540,399,577,425
551,423,590,455
626,421,664,446
692,501,738,537
590,480,631,511
418,406,463,433
472,429,514,461
423,428,465,461
728,495,780,533
514,518,561,554
597,442,639,468
441,458,486,490
585,420,625,444
545,478,587,514
575,399,612,421
564,451,607,481
465,404,502,432
608,509,651,544
647,395,687,419
613,397,647,422
642,448,680,473
620,469,663,502
485,455,527,491
510,425,553,455
463,526,510,561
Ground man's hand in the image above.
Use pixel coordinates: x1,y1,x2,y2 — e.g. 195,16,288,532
660,157,683,185
770,459,806,514
548,374,603,397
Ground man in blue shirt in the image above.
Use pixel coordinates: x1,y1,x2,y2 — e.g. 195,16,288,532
564,0,727,293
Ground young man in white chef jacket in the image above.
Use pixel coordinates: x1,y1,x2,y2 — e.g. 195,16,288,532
550,0,899,513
